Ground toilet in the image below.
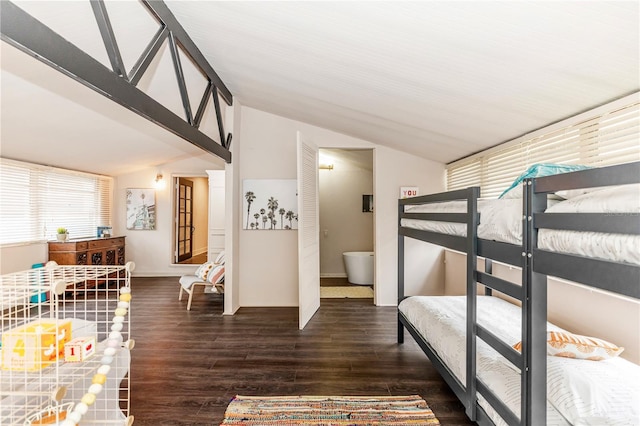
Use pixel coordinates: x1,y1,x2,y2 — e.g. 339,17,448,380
343,252,374,285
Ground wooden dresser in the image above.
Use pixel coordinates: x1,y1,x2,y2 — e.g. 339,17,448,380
48,236,126,266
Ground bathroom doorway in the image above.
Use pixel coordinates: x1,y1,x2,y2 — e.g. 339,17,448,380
318,149,374,302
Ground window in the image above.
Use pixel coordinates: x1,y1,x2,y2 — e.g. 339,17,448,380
0,158,112,244
447,95,640,198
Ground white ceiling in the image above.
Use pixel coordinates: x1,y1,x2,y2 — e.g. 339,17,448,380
1,1,638,176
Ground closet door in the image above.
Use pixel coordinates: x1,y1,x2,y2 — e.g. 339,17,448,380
297,131,320,330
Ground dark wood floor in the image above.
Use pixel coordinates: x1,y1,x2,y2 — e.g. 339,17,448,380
130,277,474,425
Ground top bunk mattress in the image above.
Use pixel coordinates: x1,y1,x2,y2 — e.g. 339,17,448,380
398,295,640,426
400,184,640,265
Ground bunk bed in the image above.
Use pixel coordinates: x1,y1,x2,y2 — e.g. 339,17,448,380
397,161,640,426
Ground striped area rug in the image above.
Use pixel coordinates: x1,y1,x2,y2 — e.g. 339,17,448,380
220,395,440,425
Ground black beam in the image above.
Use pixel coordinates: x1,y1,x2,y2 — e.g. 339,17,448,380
194,81,213,128
90,0,126,77
141,0,233,105
212,89,227,148
129,26,169,87
168,32,194,125
0,1,232,163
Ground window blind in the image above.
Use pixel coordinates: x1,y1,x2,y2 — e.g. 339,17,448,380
0,158,112,244
447,95,640,198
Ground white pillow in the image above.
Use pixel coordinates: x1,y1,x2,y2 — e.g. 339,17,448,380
214,251,226,265
194,262,215,281
546,184,640,214
546,355,640,425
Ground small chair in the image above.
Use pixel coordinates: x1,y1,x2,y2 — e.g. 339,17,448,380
178,253,225,311
179,275,222,311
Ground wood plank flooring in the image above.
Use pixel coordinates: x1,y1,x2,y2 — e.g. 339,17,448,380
130,277,474,425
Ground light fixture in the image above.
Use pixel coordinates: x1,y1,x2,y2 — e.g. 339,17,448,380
319,164,334,170
154,173,165,189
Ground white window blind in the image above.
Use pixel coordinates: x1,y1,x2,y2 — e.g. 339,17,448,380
0,158,112,244
447,95,640,198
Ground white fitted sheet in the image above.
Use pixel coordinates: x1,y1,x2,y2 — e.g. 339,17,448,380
402,186,640,265
398,296,640,426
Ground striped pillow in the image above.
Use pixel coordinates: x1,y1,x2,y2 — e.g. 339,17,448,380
513,331,624,361
207,265,225,284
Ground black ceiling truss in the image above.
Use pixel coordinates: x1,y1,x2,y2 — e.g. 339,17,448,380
0,0,233,163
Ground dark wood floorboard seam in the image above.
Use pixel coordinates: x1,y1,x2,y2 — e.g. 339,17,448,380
130,277,475,425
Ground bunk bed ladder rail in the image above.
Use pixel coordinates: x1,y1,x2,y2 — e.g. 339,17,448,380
465,186,480,420
522,178,548,425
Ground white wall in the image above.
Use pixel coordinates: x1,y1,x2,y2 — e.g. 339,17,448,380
374,146,446,304
224,101,242,315
113,154,224,276
319,150,373,276
0,243,48,274
238,106,445,307
444,250,640,364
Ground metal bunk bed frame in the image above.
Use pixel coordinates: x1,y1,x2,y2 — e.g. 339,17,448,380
397,161,640,426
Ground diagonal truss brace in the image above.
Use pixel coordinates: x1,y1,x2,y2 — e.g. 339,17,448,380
0,0,233,162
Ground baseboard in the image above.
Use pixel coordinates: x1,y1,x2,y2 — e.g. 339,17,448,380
320,273,347,278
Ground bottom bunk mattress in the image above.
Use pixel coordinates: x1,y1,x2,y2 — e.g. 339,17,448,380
398,296,640,426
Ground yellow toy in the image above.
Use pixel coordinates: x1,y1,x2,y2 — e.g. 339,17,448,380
2,320,72,371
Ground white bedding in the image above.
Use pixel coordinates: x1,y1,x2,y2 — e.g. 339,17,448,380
401,184,640,265
398,296,640,426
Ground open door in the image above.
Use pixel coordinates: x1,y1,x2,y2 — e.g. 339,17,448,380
297,131,320,329
175,178,194,262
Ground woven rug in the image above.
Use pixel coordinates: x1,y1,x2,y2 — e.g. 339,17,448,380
320,286,373,299
220,395,440,425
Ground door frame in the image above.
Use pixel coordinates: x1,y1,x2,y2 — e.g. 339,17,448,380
171,173,209,265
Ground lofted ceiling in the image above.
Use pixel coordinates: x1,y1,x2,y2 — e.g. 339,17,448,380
1,1,639,176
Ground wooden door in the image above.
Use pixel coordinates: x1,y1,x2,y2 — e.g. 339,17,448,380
176,178,194,262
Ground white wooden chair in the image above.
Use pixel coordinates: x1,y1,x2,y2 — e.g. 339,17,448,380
178,276,216,311
178,257,225,311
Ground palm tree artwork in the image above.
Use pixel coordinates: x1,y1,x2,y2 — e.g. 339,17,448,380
245,191,256,229
285,210,294,229
242,179,298,230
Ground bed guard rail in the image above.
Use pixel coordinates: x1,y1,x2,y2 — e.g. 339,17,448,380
532,161,640,300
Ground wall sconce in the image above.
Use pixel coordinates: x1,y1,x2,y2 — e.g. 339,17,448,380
319,164,334,170
154,173,166,189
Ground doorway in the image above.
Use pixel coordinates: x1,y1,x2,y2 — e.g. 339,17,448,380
173,176,209,264
318,148,374,302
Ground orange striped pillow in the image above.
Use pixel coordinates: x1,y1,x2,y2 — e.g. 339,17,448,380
513,331,624,361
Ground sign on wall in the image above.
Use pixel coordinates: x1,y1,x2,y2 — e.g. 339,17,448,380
243,179,298,230
400,186,419,199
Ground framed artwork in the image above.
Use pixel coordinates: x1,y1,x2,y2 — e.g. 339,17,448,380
126,188,156,230
243,179,298,230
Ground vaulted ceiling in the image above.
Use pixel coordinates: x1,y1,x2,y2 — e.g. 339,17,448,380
1,1,638,175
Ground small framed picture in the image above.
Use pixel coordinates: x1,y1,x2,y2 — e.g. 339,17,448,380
126,188,156,230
